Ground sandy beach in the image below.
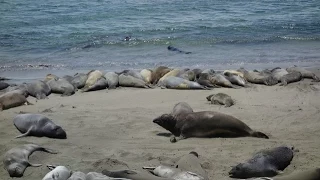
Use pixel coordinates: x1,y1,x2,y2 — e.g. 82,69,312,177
1,69,320,180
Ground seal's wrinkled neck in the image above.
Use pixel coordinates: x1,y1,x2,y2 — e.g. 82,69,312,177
153,114,180,136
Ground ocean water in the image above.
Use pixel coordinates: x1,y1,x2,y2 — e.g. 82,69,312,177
0,0,320,80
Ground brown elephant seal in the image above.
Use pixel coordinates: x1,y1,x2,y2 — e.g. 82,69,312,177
287,66,320,81
44,74,76,96
0,81,9,90
229,146,296,179
143,165,204,180
119,74,151,88
24,80,51,99
68,171,86,180
254,168,320,180
102,169,173,180
209,74,235,88
238,68,278,86
83,70,103,90
224,72,247,87
0,92,32,111
82,76,108,92
140,69,153,83
13,113,67,139
279,72,303,86
43,165,71,180
158,76,206,90
175,152,208,180
104,72,119,89
206,93,234,107
151,66,172,85
153,105,268,143
3,144,57,177
158,69,181,83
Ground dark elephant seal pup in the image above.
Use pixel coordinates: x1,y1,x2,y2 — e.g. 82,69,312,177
13,113,67,139
0,92,32,111
153,105,269,143
206,93,234,107
280,72,302,86
3,144,57,177
229,146,296,179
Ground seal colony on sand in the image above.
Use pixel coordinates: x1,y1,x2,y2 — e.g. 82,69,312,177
153,102,268,143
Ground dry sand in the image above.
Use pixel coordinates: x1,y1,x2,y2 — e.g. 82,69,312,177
1,69,320,180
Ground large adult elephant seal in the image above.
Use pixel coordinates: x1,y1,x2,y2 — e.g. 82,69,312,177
143,165,204,180
104,72,119,89
64,73,88,89
0,81,9,90
44,74,76,96
25,80,51,99
3,144,57,177
196,73,215,88
271,68,288,82
158,76,206,90
102,169,172,180
238,68,278,86
159,69,182,83
201,69,215,75
153,105,268,143
119,74,150,88
229,146,296,179
175,152,209,180
206,93,234,107
279,72,302,86
224,72,247,87
117,70,144,80
209,74,235,88
177,69,196,81
140,69,153,84
82,76,108,92
254,168,320,180
192,69,203,80
13,113,67,139
223,70,245,78
151,66,172,85
0,92,32,111
287,65,320,81
83,70,103,90
68,171,86,180
43,165,71,180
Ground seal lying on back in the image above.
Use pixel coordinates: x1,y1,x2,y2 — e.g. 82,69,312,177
143,165,204,180
229,146,295,179
158,76,206,90
43,165,71,180
13,113,67,139
103,169,173,180
175,152,209,180
206,93,234,107
3,144,57,177
279,72,302,86
153,103,269,143
167,45,192,54
253,168,320,180
0,92,32,111
44,74,76,96
287,65,320,81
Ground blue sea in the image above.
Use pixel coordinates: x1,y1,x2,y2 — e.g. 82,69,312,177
1,0,320,81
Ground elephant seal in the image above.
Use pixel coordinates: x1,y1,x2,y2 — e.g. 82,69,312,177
151,66,172,85
140,69,153,84
83,70,104,90
118,70,145,81
0,81,9,90
119,74,150,88
271,68,288,82
102,169,172,180
66,73,88,89
86,172,130,180
229,146,295,178
3,144,57,177
224,72,247,87
167,45,191,54
82,77,108,92
0,92,32,111
68,171,86,180
158,76,206,90
158,69,182,83
254,168,320,180
13,113,67,139
238,68,278,86
43,165,71,180
279,72,303,86
171,102,193,120
206,93,234,107
287,66,320,81
209,74,235,88
196,73,215,88
104,72,119,89
177,70,195,81
153,106,269,143
143,165,204,180
192,69,203,80
25,80,51,99
201,69,215,75
175,152,209,180
44,74,75,96
223,70,244,78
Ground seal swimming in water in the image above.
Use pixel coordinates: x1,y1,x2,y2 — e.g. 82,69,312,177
68,171,86,180
175,152,209,180
167,45,192,54
3,144,57,177
143,165,204,180
279,72,303,86
43,165,72,180
0,91,32,111
24,80,51,99
13,113,67,139
158,76,206,90
44,74,76,96
153,103,269,143
253,168,320,180
229,146,296,179
287,65,320,81
206,93,234,107
151,66,172,85
104,72,119,89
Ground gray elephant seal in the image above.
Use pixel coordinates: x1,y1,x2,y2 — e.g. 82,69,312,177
118,70,145,81
13,113,67,139
201,69,215,75
153,105,268,143
104,72,119,89
229,146,295,179
143,165,204,180
271,68,288,82
224,72,247,87
192,69,203,80
171,102,194,120
287,66,320,81
175,152,208,180
0,92,32,111
68,171,86,180
255,168,320,180
43,165,72,180
119,74,150,88
280,72,303,86
87,172,131,180
102,169,173,180
25,80,51,99
0,81,9,90
210,74,235,88
151,66,172,85
82,76,108,92
64,73,88,89
158,76,206,90
238,68,278,86
206,93,234,107
196,73,215,88
44,74,75,96
3,144,57,177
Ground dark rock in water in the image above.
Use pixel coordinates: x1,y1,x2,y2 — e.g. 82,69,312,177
0,77,10,81
0,82,10,90
167,45,192,54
